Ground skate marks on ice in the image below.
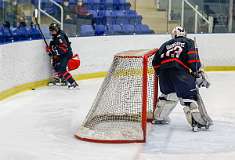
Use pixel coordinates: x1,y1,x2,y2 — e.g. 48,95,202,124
140,115,235,157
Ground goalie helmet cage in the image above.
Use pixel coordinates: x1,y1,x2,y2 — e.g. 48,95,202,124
75,49,158,143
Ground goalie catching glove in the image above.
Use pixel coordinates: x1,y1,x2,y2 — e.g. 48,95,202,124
193,70,210,88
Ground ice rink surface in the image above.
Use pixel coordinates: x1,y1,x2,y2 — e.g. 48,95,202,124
0,71,235,160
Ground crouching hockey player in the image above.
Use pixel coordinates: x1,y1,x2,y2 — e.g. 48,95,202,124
46,22,78,89
152,26,213,131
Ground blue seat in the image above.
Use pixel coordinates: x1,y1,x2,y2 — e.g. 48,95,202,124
94,24,107,35
128,15,142,25
84,0,101,10
115,17,129,25
104,0,114,10
122,24,134,34
80,25,95,36
112,10,127,25
114,0,131,10
125,10,142,25
106,24,123,35
69,0,77,5
104,10,116,25
134,24,154,34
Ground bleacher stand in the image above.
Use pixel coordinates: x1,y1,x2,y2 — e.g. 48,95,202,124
80,0,154,36
0,0,154,43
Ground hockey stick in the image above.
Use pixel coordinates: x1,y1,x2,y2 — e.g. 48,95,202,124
33,9,49,47
193,37,213,127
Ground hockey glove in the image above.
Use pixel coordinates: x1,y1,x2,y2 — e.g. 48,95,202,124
46,46,56,57
194,71,210,88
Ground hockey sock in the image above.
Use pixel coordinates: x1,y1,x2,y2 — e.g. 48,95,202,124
62,71,76,84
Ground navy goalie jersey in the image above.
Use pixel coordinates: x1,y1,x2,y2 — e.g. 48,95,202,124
152,36,201,74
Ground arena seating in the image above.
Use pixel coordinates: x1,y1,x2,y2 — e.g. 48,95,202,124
0,24,44,44
76,0,154,36
0,0,154,44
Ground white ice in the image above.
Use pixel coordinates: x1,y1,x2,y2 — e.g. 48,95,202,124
0,72,235,160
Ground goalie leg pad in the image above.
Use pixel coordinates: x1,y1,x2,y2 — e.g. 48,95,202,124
182,100,207,127
196,93,213,126
153,93,178,124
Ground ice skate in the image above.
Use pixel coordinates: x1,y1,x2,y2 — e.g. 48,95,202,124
68,81,79,89
48,77,60,86
48,77,67,86
191,117,211,132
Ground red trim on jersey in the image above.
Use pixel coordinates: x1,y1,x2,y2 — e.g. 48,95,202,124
187,50,198,54
153,65,160,70
153,58,190,70
188,59,200,63
161,58,190,69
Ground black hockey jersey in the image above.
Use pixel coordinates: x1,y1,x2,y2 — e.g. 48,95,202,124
49,30,73,57
152,36,201,74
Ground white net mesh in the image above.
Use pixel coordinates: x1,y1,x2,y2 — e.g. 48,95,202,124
75,49,157,143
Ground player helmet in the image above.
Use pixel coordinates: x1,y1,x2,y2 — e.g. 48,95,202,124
49,22,60,32
171,26,186,38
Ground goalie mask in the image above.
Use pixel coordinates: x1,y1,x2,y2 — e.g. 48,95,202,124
171,26,186,38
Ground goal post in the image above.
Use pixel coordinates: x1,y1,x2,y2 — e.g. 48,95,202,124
75,49,158,143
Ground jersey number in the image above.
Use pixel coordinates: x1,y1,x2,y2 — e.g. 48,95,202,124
161,46,183,59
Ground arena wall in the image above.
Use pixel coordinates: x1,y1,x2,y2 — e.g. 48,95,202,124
1,34,235,100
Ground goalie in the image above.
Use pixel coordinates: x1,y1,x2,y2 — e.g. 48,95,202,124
152,26,213,131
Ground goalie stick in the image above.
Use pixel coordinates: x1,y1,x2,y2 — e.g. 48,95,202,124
193,37,213,128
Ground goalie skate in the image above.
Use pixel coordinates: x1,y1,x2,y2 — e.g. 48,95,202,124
191,116,210,132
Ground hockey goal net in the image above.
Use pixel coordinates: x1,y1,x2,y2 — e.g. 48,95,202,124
75,49,158,143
